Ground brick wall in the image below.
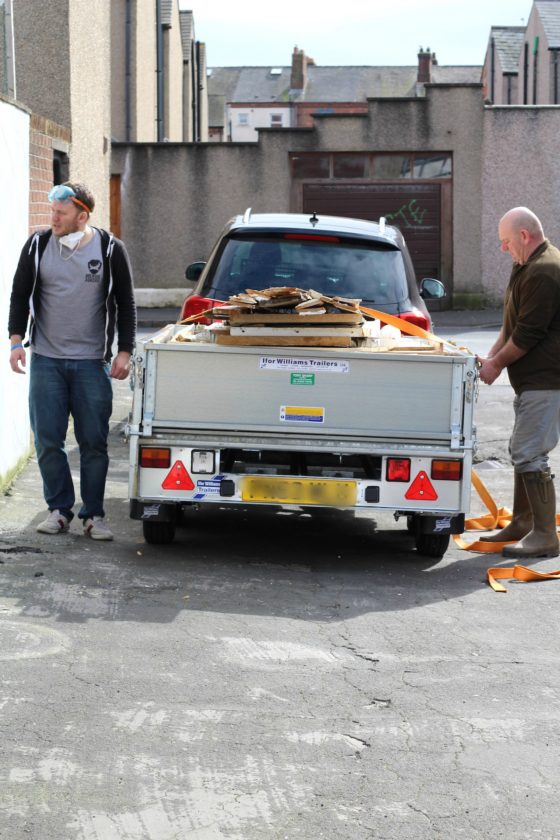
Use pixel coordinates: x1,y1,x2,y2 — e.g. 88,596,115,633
29,113,71,233
295,102,369,128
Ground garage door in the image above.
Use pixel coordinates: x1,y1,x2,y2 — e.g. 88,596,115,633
302,183,441,281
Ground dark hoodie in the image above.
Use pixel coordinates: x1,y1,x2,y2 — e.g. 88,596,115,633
8,227,136,363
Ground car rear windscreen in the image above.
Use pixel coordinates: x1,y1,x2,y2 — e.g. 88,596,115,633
202,235,409,304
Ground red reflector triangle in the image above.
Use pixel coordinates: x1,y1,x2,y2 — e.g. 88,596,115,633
162,460,195,491
405,470,438,501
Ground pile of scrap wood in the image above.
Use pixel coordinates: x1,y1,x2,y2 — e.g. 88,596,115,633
216,287,362,318
203,287,364,347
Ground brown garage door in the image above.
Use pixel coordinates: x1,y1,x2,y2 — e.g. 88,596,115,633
302,183,441,281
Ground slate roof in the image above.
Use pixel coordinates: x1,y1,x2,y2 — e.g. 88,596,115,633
490,26,525,73
207,64,481,105
536,0,560,48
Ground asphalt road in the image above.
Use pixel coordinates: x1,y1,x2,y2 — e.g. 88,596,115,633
1,326,560,840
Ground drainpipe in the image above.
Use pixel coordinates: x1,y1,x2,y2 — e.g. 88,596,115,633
125,0,132,140
490,37,495,102
196,40,202,142
553,50,559,104
155,0,164,141
523,42,528,104
4,0,16,99
191,39,196,141
533,35,539,104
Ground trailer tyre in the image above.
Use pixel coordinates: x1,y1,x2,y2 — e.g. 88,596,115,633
414,532,450,558
142,520,176,545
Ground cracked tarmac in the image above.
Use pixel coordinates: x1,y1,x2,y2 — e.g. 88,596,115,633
1,325,560,839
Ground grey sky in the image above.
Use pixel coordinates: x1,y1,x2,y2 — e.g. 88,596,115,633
180,0,531,67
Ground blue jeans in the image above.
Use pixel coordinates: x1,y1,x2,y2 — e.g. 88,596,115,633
29,353,113,521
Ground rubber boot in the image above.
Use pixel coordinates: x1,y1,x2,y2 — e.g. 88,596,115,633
480,470,532,543
502,470,560,559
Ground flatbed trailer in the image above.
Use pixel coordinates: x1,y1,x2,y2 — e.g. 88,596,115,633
127,324,478,557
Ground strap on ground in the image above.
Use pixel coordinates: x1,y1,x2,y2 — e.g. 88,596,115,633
486,564,560,592
454,469,560,591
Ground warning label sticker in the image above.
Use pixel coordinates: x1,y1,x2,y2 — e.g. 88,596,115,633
280,405,325,424
290,373,315,386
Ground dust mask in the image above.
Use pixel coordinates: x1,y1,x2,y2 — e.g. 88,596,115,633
59,230,85,250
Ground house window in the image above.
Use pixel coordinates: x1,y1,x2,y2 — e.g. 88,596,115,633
270,114,283,127
291,152,452,181
333,154,367,178
374,155,412,179
291,154,330,178
237,113,249,126
412,154,452,178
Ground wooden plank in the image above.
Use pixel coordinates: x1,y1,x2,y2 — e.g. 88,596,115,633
215,334,353,347
230,326,363,337
229,312,362,326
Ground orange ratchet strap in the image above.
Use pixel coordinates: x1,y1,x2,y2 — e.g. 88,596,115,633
454,469,560,591
486,564,560,593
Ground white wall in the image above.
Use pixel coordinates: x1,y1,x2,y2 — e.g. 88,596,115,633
228,105,292,141
0,98,31,487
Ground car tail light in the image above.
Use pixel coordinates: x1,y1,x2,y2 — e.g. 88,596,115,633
431,460,463,481
398,310,431,332
180,295,224,324
386,458,411,482
140,447,171,469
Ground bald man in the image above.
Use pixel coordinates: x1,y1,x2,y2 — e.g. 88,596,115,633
478,207,560,559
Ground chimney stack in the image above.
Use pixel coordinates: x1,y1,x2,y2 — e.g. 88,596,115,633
417,47,433,84
291,46,314,91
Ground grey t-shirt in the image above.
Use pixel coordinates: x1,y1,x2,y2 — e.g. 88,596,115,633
33,230,107,359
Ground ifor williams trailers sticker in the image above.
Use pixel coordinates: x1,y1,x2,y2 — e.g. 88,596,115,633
260,357,349,374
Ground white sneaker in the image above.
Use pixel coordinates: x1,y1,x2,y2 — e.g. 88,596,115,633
36,509,70,534
83,517,114,541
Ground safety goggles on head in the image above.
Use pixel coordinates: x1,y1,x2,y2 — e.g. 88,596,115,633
48,184,92,214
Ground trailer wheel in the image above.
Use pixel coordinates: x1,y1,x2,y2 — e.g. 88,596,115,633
414,532,450,558
142,520,176,545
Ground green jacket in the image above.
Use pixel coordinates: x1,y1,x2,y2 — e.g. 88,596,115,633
504,239,560,394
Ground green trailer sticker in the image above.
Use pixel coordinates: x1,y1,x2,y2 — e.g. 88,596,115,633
290,373,315,386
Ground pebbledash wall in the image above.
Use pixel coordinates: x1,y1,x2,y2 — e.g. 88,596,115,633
112,86,560,307
0,98,31,491
481,105,560,301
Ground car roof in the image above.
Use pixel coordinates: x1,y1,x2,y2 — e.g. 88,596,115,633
224,210,403,248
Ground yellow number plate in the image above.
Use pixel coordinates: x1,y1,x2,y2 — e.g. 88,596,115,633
240,476,357,507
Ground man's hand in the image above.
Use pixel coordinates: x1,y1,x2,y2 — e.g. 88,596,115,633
110,351,132,380
9,345,26,374
477,355,503,385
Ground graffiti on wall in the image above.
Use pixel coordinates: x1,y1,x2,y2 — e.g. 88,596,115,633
385,198,428,228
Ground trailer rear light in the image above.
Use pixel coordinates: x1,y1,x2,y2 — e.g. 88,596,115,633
180,294,224,324
431,460,462,481
191,450,215,474
140,447,171,469
386,458,411,482
398,310,431,331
